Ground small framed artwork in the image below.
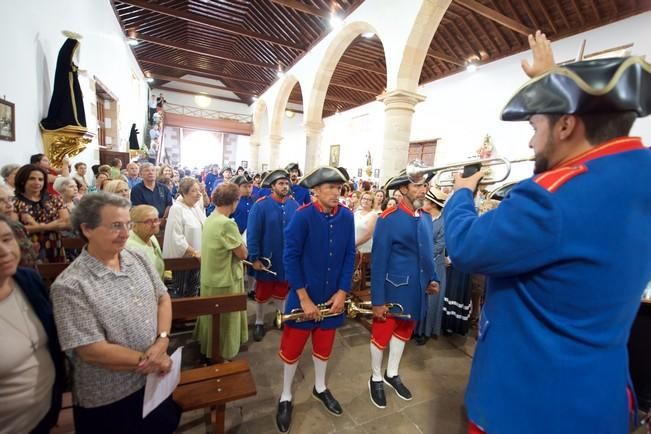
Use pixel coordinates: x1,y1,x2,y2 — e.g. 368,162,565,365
329,144,340,167
374,169,380,178
0,98,15,141
261,163,269,172
241,160,248,168
357,168,362,177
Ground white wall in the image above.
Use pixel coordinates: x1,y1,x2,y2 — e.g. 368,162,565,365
0,0,149,167
305,12,651,183
277,113,307,169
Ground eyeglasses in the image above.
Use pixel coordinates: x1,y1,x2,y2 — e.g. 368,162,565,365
361,197,373,201
134,218,161,225
101,222,133,233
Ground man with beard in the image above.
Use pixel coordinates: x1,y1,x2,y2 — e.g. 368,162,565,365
285,163,311,205
367,172,438,409
246,170,299,341
275,167,355,433
444,31,651,434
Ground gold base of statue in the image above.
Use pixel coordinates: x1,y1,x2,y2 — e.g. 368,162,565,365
40,125,94,167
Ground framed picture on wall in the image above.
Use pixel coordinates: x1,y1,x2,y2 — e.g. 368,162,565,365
374,169,380,178
357,168,362,177
241,160,248,168
329,144,340,167
0,98,15,141
261,163,269,172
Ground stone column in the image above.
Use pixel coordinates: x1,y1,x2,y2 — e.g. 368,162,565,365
376,89,426,185
248,136,261,172
268,134,283,169
304,121,324,172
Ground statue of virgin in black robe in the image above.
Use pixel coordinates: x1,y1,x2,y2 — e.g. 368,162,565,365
40,37,87,130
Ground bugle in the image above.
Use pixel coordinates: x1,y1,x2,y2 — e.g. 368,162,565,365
346,300,412,320
275,303,342,326
406,156,534,187
242,256,277,276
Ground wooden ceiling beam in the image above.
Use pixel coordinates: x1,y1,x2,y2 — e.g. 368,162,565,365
550,0,571,28
426,49,465,66
148,73,265,96
518,0,542,30
133,33,279,70
155,86,245,104
466,13,498,55
569,0,585,26
269,0,330,18
454,0,534,35
140,58,272,87
589,2,601,21
329,82,380,95
117,0,305,51
531,0,557,33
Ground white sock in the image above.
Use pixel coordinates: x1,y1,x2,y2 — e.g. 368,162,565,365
255,302,265,325
313,356,328,393
273,298,285,313
280,362,297,402
386,336,406,378
370,343,384,381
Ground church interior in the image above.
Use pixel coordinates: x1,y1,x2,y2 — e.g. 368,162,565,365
1,1,650,433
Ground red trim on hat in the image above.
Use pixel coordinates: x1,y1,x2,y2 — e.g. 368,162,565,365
555,137,644,169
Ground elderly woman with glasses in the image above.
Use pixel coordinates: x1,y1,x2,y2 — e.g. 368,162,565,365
127,205,164,278
50,192,180,434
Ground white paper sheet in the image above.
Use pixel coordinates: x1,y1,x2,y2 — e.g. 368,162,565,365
142,346,183,418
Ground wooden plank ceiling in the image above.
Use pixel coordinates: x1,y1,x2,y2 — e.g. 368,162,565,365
111,0,650,118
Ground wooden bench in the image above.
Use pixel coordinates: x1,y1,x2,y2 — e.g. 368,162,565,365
171,295,257,434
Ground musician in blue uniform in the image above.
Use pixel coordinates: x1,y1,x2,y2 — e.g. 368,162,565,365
247,169,299,341
229,175,254,234
444,32,651,434
285,162,311,205
367,173,438,408
275,167,355,433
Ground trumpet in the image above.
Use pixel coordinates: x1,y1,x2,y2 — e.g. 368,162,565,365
346,300,412,320
274,299,412,327
242,256,277,276
406,156,534,187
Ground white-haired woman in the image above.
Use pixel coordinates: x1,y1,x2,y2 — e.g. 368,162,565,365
51,192,180,434
53,177,78,214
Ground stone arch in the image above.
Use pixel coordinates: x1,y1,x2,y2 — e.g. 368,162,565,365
305,20,387,127
396,0,453,91
269,75,302,139
250,99,269,171
252,98,269,141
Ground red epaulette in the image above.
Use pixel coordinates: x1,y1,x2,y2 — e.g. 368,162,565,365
533,164,588,193
379,206,398,219
297,203,312,211
255,196,267,203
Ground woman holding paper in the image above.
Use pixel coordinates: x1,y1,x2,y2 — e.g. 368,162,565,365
50,192,181,434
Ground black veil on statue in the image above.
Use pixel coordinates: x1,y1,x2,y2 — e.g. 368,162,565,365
41,36,86,130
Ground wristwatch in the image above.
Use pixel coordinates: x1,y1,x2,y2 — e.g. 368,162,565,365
157,331,170,340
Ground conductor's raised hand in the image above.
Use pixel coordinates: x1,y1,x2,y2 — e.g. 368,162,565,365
521,30,556,78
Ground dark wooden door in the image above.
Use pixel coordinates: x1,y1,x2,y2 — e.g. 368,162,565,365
408,140,437,165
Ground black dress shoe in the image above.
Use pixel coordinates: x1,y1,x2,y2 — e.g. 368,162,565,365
311,387,343,416
276,400,292,433
253,324,266,342
383,372,412,401
368,377,386,409
415,335,428,346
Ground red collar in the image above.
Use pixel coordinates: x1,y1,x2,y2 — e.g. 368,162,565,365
398,200,420,217
271,193,287,204
555,137,644,169
313,200,339,216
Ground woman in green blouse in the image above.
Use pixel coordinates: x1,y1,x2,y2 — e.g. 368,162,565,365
194,183,248,361
126,205,164,278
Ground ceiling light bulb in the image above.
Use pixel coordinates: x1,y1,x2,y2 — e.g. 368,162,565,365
252,96,258,101
362,32,375,38
146,77,154,83
330,15,343,29
277,71,285,79
127,38,139,46
285,110,295,118
194,95,211,108
466,63,478,72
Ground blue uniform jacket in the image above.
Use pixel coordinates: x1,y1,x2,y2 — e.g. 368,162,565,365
283,202,356,329
443,137,651,434
291,184,311,205
247,194,299,281
231,195,254,234
371,202,438,321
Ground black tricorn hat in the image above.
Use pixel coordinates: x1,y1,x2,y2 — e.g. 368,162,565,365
261,169,290,188
285,162,302,177
299,167,349,189
383,169,426,190
502,56,651,121
231,175,251,186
